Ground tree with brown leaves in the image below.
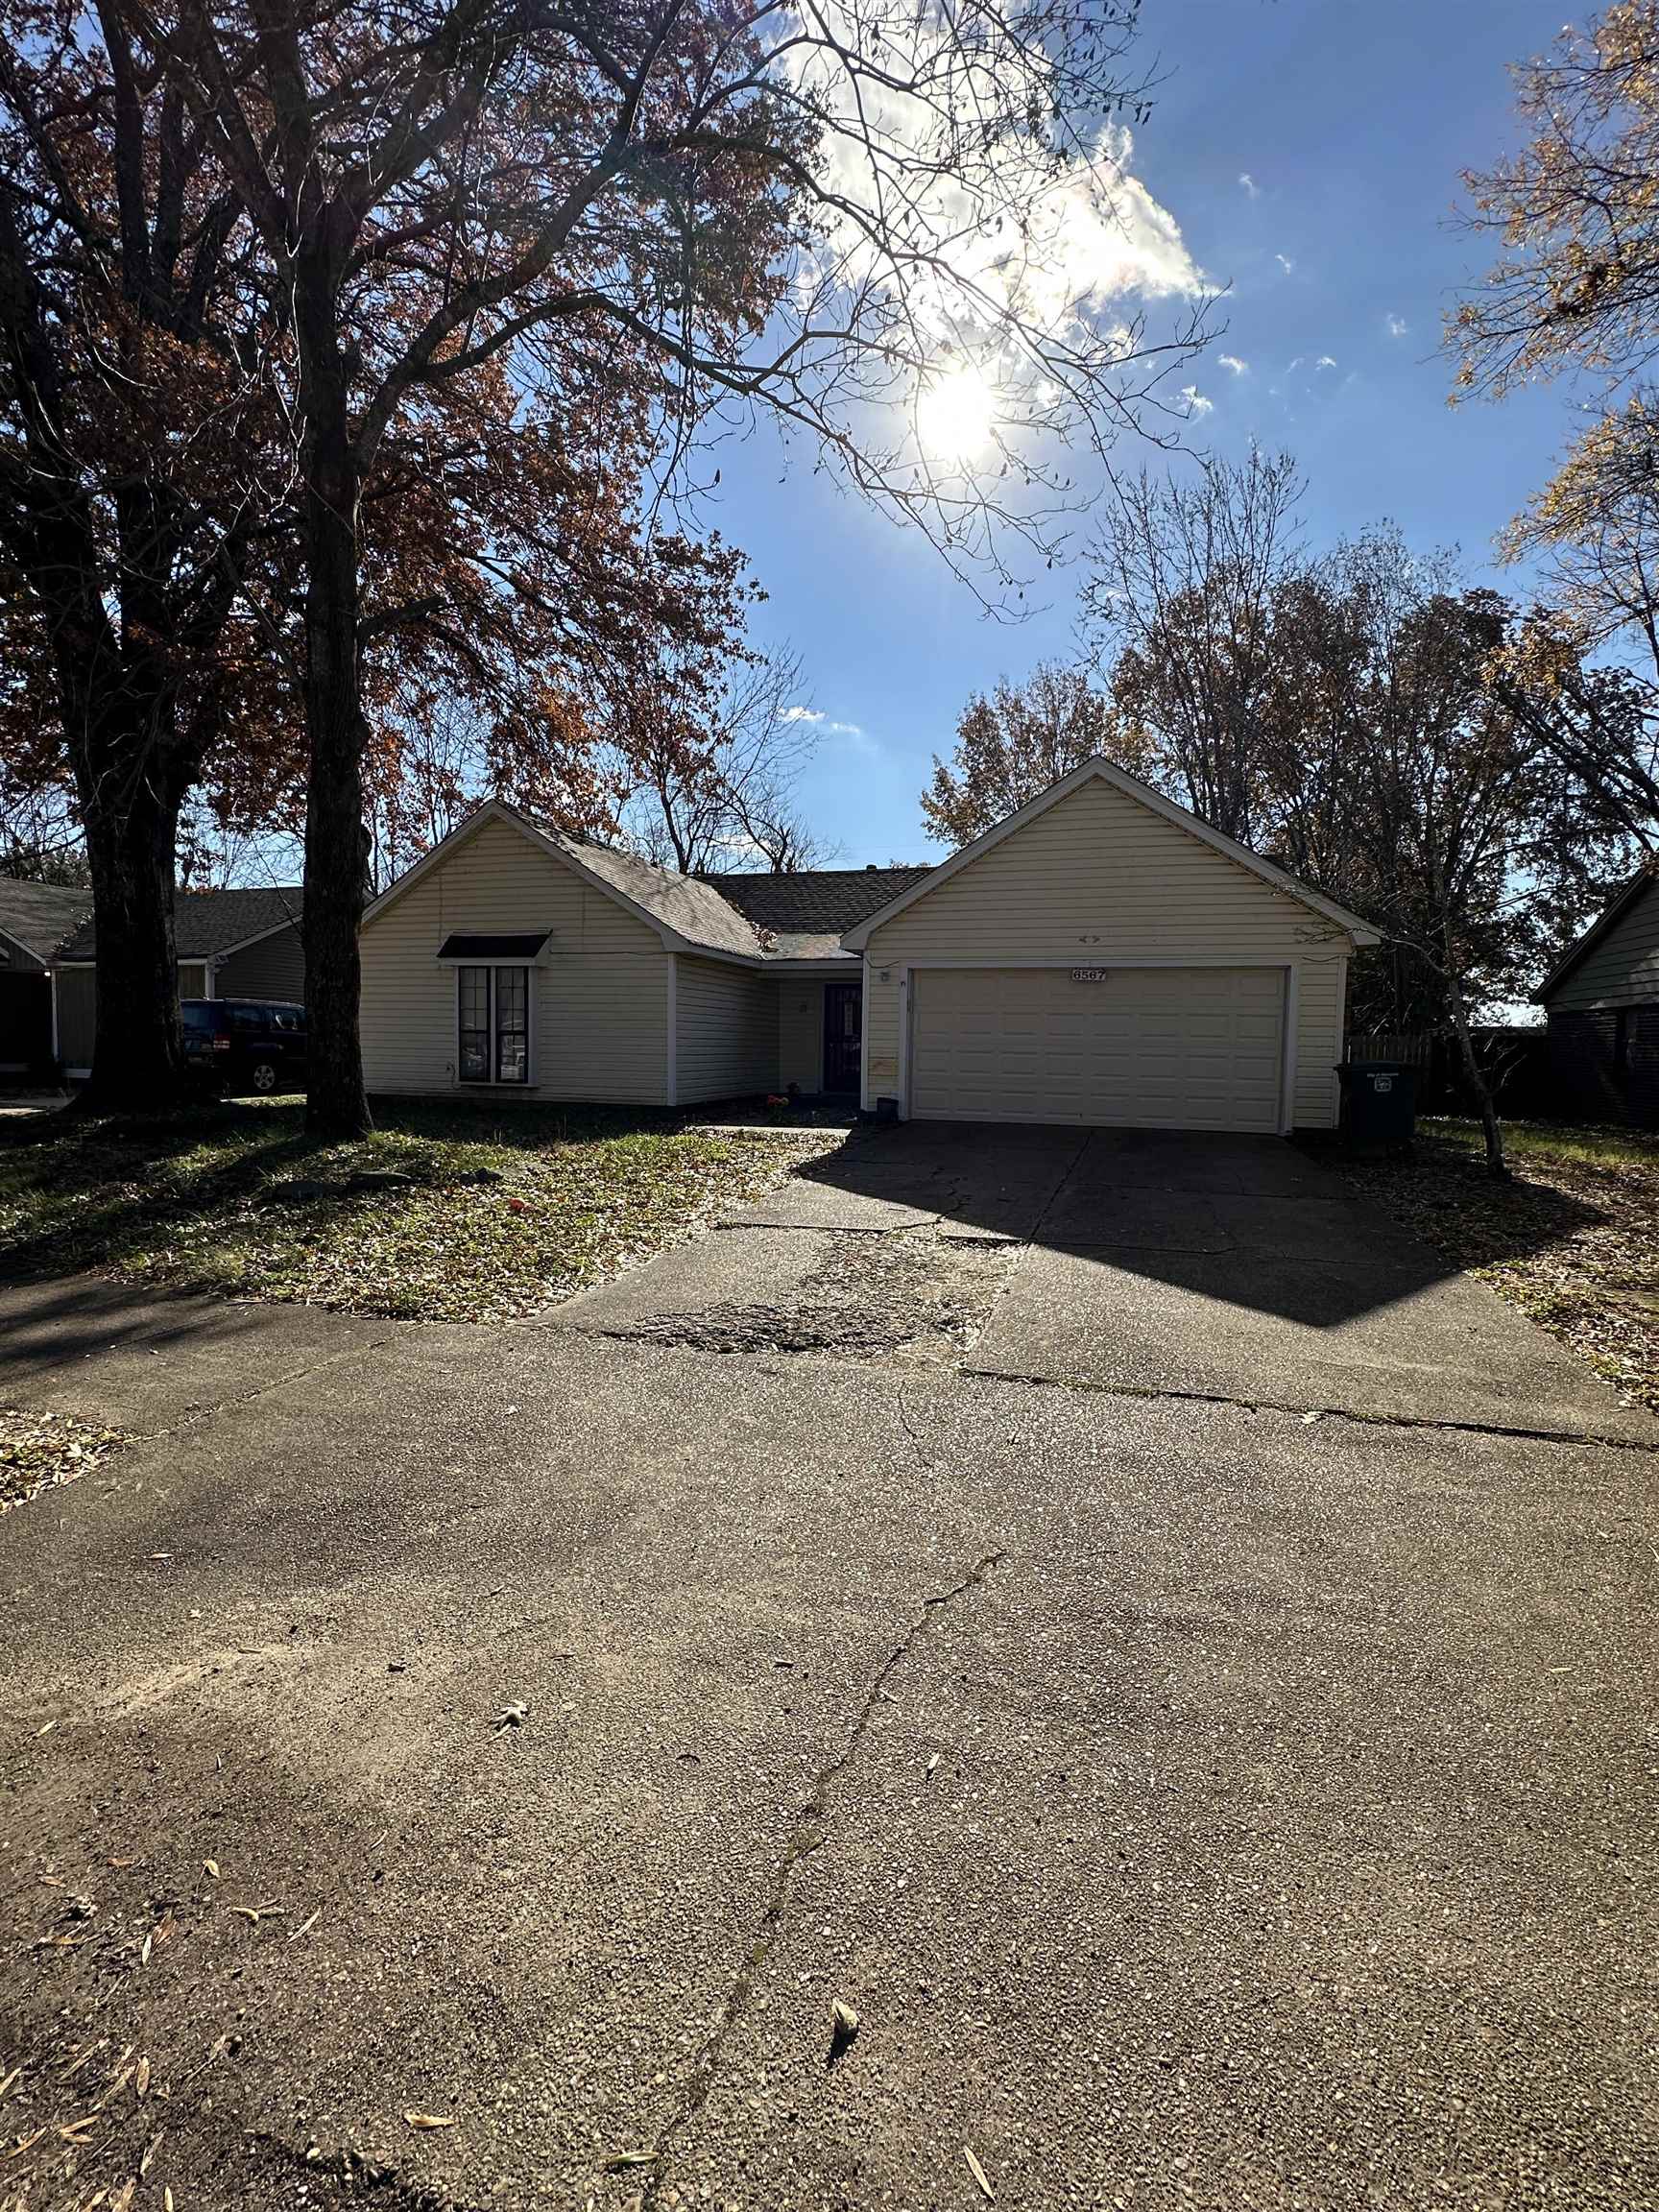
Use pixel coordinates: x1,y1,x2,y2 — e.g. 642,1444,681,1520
921,662,1146,849
0,10,290,1106
1452,3,1659,853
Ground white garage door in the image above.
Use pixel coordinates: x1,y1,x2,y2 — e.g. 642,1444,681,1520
909,966,1286,1132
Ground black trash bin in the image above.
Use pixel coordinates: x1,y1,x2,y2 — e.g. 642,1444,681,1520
1334,1060,1416,1152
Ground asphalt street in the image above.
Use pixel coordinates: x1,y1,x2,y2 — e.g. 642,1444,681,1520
1,1127,1653,2210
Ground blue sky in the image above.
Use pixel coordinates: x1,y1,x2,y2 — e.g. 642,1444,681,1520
710,0,1578,865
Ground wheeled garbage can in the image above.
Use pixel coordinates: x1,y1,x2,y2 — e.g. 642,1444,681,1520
1334,1060,1416,1153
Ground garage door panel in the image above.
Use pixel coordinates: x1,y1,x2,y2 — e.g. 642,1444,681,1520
910,967,1286,1132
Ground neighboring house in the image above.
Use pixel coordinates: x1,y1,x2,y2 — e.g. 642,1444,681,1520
0,878,94,1078
1535,863,1659,1127
48,886,304,1079
359,759,1379,1131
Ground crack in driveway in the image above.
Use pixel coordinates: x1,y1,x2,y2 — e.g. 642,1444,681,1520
958,1362,1659,1453
639,1547,1004,2208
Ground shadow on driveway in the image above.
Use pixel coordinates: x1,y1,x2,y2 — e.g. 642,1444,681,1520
718,1121,1650,1440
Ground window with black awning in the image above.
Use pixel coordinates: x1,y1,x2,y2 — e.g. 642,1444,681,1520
437,932,549,960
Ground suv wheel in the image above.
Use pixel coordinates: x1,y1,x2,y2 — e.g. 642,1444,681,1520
249,1057,280,1094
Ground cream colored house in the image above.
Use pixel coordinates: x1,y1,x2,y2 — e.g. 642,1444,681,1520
359,763,1379,1132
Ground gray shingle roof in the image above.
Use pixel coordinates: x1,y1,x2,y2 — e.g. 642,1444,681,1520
0,878,95,965
58,885,303,962
547,833,767,959
701,866,933,936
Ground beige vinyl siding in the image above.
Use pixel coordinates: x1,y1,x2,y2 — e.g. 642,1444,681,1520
361,814,669,1102
674,956,778,1103
217,926,304,1002
56,966,96,1070
778,978,825,1093
1549,880,1659,1010
1293,952,1345,1129
863,778,1353,1131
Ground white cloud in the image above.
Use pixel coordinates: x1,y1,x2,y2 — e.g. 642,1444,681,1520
785,17,1205,337
785,704,871,749
1315,354,1337,371
1238,172,1261,200
1178,385,1214,417
1276,252,1295,276
1385,312,1408,339
1217,352,1249,375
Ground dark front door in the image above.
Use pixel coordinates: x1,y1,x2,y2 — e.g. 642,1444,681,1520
823,980,862,1094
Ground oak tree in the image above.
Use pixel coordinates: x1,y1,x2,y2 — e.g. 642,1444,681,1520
1453,1,1659,851
1080,448,1305,844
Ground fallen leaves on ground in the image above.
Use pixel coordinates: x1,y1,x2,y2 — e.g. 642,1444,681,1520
0,1100,839,1324
0,1407,126,1512
1333,1118,1659,1411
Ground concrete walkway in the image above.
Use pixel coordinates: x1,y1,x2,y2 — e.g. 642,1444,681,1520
0,1126,1655,2210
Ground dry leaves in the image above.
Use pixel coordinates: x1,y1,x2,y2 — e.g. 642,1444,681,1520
0,1102,840,1325
0,1407,127,1512
1337,1123,1659,1411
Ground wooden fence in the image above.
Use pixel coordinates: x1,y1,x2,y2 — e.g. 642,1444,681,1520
1343,1026,1555,1116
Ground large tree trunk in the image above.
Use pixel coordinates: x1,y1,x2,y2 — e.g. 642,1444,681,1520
50,563,192,1114
75,744,186,1113
296,227,372,1141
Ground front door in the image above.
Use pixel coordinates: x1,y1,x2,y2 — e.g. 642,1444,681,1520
822,979,862,1094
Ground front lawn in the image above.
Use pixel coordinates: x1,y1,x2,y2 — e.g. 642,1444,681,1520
0,1099,837,1323
1334,1118,1659,1412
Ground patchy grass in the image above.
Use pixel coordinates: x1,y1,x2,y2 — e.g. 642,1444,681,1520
1,1407,127,1513
0,1098,838,1323
1333,1118,1659,1412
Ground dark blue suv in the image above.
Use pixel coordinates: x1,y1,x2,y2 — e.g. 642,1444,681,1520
181,999,308,1096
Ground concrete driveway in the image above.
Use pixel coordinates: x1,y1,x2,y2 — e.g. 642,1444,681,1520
565,1121,1652,1442
0,1124,1655,2211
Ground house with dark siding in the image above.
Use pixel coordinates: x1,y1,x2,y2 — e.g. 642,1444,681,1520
1536,863,1659,1127
0,881,304,1081
0,879,95,1078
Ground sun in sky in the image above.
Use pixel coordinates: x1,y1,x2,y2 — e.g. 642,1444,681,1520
917,363,997,463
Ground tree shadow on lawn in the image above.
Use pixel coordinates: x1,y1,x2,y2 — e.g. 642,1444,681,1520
0,1095,689,1287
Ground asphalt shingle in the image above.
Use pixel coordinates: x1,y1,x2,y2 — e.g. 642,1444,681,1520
0,878,94,966
700,865,932,936
57,885,303,963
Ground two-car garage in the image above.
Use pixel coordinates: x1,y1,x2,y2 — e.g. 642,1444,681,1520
906,964,1288,1132
845,760,1380,1137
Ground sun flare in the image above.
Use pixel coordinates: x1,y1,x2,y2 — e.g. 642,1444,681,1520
917,366,996,462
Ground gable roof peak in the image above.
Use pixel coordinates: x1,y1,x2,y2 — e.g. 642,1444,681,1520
840,754,1381,950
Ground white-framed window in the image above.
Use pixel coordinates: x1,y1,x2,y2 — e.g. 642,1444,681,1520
457,965,531,1086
